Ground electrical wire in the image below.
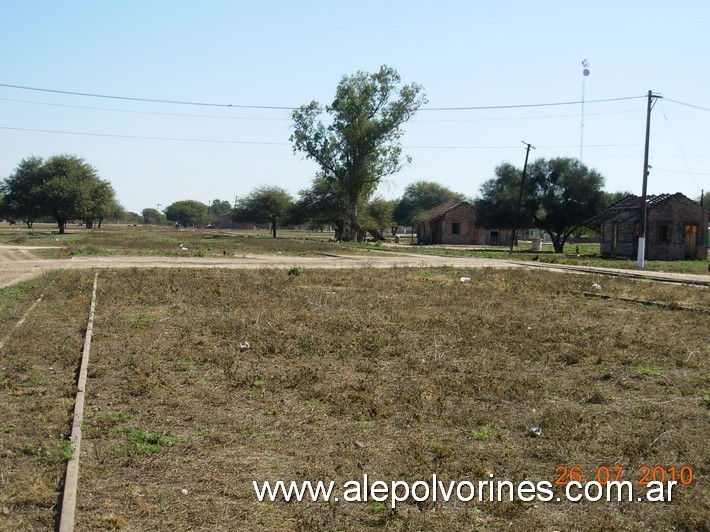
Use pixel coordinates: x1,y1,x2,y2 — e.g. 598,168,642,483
0,126,290,145
0,82,645,112
0,125,640,150
664,98,710,112
411,109,641,123
405,143,639,150
659,100,703,190
420,95,645,111
0,97,291,121
0,82,294,110
0,96,639,124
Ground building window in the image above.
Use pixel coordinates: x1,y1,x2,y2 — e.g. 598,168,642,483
658,223,670,243
451,222,461,235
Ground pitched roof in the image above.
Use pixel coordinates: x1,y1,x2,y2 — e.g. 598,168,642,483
584,192,691,228
417,201,471,222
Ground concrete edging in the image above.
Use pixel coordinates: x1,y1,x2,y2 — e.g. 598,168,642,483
58,271,99,532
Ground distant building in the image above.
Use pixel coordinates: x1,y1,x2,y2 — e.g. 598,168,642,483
416,201,512,246
585,193,708,260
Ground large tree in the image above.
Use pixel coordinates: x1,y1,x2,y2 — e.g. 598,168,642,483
1,156,48,228
164,200,209,227
40,155,113,234
476,158,605,253
474,163,534,229
232,186,293,239
209,199,232,215
363,197,397,237
291,65,426,241
81,179,117,228
393,180,465,227
287,176,344,235
141,208,164,225
2,154,115,233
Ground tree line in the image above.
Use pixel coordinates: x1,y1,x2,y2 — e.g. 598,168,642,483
2,66,650,251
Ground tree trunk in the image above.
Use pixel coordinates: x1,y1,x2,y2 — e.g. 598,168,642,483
345,200,359,242
549,232,565,253
271,218,277,239
58,220,67,234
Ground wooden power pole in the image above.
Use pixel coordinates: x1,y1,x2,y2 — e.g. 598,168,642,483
510,141,535,254
637,91,661,269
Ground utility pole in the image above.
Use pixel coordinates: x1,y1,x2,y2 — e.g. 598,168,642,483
637,90,660,269
510,141,535,254
157,203,162,226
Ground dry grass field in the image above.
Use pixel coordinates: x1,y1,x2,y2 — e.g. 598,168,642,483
0,264,708,531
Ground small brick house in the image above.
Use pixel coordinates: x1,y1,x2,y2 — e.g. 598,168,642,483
585,193,708,260
416,201,512,246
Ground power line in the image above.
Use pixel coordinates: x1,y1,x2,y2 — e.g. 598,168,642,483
0,81,646,112
0,97,291,121
411,109,640,123
0,82,294,110
660,99,702,190
0,125,290,145
0,125,642,150
0,96,639,124
664,97,710,112
406,143,638,149
654,167,710,176
420,95,645,111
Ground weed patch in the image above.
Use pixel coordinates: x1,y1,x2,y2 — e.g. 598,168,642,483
114,426,182,455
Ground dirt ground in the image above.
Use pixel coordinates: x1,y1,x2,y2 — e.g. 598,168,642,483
1,246,708,289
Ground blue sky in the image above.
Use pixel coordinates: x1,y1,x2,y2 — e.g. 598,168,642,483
1,1,708,213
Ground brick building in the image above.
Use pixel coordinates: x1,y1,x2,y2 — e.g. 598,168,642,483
585,193,708,260
416,201,512,246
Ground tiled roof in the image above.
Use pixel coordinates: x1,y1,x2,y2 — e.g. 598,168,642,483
417,201,471,222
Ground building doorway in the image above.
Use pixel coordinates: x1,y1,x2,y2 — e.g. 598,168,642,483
684,224,698,258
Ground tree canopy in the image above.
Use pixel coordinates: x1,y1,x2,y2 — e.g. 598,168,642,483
209,199,232,216
232,186,293,238
364,197,397,236
393,181,465,227
287,177,344,234
474,163,532,229
1,154,115,233
291,65,426,241
164,200,209,227
476,157,606,253
601,190,634,209
0,156,46,227
141,208,165,225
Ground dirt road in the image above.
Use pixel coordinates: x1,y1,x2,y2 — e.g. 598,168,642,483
0,246,708,288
